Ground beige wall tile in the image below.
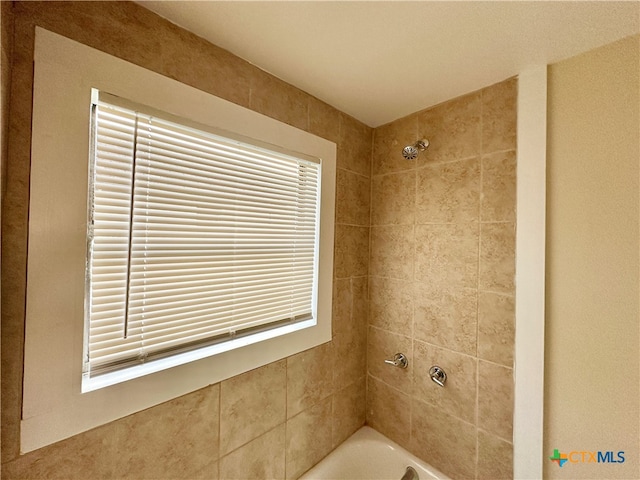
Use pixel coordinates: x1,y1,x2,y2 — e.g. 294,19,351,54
2,423,117,480
113,385,220,479
478,292,515,367
366,375,411,449
414,287,477,356
249,70,308,131
220,425,285,480
287,343,334,418
338,113,372,177
370,225,414,280
332,278,367,340
481,78,517,154
331,277,367,393
481,150,516,223
412,341,477,423
331,277,368,337
369,276,413,334
414,223,479,288
1,0,13,184
15,2,255,109
336,168,371,226
417,91,481,165
331,277,351,337
308,96,340,143
285,397,333,480
0,7,14,459
478,361,514,441
410,398,477,479
371,170,415,226
193,461,220,480
367,326,413,394
477,430,513,480
479,222,516,294
416,157,480,224
3,15,36,463
5,374,221,480
334,224,369,278
332,377,366,447
351,276,369,334
372,115,418,175
220,361,286,455
333,329,366,392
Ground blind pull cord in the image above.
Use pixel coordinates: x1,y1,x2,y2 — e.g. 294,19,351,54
123,113,140,339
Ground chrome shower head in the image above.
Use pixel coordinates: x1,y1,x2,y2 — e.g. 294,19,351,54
402,139,429,160
402,145,420,161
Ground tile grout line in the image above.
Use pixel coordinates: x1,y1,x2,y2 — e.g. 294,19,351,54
367,272,515,299
477,425,514,445
349,273,355,436
409,116,418,453
475,87,485,480
365,122,375,430
284,356,289,479
337,165,371,180
370,324,513,369
370,370,480,431
217,381,222,468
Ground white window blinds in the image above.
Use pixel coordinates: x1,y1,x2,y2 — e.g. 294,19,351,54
85,91,321,380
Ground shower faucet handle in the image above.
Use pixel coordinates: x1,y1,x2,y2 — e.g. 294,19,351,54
429,365,447,387
384,353,408,369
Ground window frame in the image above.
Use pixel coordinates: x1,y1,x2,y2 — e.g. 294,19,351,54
22,28,335,453
83,91,324,392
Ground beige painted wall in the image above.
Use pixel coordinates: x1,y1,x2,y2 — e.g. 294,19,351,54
545,34,640,479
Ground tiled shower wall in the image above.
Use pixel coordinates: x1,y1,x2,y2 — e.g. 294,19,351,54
366,80,517,479
1,2,370,478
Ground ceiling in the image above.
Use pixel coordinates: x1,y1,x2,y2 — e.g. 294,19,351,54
139,1,640,127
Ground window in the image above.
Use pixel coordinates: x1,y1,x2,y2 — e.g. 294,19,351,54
22,28,335,452
84,92,322,391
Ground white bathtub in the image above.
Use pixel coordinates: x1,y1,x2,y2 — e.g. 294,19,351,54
300,426,450,480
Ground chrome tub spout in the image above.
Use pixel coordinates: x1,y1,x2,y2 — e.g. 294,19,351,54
401,466,419,480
